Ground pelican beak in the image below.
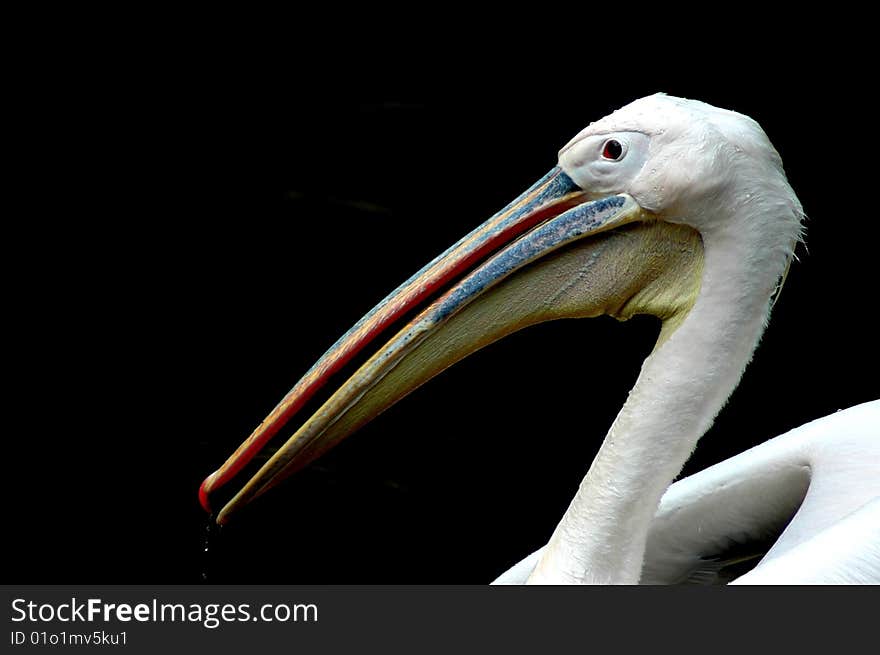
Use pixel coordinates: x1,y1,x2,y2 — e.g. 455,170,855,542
200,167,703,524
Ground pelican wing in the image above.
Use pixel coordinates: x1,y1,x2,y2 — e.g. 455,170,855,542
494,401,880,584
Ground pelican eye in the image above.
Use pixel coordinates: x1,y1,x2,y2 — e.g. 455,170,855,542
601,139,624,161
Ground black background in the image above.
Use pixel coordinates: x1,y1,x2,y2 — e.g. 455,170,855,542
9,26,879,584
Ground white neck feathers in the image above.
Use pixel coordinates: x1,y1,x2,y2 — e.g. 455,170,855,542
528,197,801,584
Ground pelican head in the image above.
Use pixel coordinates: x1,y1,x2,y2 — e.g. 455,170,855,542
561,95,797,231
200,92,804,560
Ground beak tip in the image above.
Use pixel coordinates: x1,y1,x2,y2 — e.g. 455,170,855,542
216,505,232,526
198,477,213,514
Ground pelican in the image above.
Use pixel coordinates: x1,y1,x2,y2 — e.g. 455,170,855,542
199,94,880,584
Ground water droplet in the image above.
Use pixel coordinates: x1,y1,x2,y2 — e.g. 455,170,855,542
201,517,220,583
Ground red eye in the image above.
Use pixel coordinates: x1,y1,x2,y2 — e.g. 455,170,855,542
602,139,624,160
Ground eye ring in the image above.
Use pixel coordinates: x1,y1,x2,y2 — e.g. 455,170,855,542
601,138,625,161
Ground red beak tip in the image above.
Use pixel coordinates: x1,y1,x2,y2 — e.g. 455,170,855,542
198,478,213,514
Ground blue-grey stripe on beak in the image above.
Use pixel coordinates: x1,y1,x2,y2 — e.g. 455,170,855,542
433,195,631,322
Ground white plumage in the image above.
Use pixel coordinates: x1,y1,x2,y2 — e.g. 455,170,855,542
493,95,879,584
495,400,880,584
